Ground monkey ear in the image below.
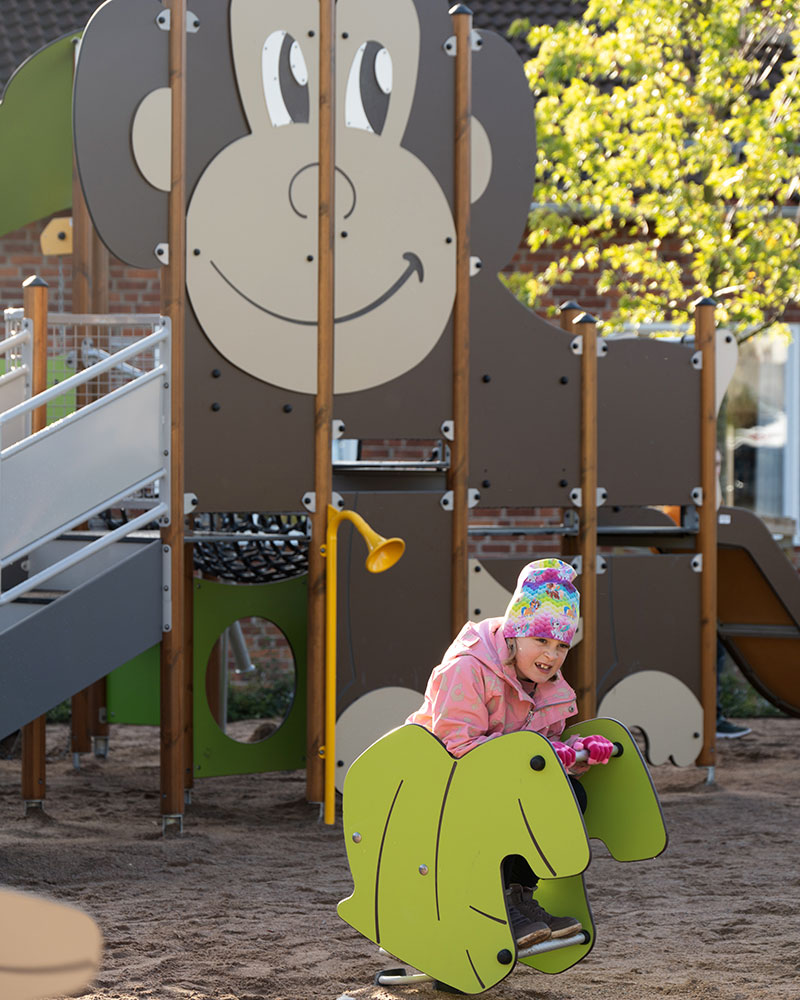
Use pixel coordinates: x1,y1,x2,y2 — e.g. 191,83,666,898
73,0,169,268
469,30,537,273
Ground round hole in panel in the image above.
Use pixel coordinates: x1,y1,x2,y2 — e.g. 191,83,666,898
205,616,296,744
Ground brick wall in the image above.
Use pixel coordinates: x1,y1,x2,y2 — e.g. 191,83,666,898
0,215,161,315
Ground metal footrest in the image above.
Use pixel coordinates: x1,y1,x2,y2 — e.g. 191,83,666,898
374,931,591,989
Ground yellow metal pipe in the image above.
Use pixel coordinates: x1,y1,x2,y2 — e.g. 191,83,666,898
322,506,404,824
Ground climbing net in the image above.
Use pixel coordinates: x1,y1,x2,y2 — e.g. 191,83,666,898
191,512,309,584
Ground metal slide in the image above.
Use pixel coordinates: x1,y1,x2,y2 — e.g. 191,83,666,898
717,506,800,717
0,312,171,739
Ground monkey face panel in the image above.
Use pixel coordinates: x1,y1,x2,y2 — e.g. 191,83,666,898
185,0,456,395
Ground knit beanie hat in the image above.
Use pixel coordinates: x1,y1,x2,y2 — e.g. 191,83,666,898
502,558,580,645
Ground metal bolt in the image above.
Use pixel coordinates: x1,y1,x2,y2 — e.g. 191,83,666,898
482,479,491,488
211,402,220,411
482,374,491,382
211,369,221,378
560,375,569,384
418,864,429,875
559,479,568,488
193,248,201,256
352,832,361,843
283,404,293,413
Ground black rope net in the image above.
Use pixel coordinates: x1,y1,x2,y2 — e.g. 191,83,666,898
191,513,309,584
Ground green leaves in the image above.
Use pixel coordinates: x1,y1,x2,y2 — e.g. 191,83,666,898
512,0,800,342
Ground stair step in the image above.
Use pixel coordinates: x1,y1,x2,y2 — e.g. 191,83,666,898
15,590,67,605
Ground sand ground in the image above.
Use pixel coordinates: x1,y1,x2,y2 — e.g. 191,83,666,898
0,716,797,1000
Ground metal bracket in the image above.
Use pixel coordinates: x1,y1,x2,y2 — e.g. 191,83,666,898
570,335,582,355
569,486,607,507
469,256,483,277
302,491,344,513
443,30,484,55
332,419,346,440
184,492,198,514
441,420,454,441
156,9,200,32
154,242,169,265
440,489,480,511
568,555,606,575
691,486,703,506
162,544,172,632
691,351,703,370
691,554,703,573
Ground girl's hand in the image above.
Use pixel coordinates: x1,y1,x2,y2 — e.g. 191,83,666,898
550,741,577,770
580,734,614,764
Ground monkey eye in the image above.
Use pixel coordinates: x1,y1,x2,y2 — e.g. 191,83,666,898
262,30,310,127
345,41,392,135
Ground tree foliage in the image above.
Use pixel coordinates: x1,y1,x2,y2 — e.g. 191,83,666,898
509,0,800,341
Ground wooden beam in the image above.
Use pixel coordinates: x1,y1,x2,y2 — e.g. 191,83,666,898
306,0,336,804
573,311,598,721
159,0,188,829
695,298,718,769
449,4,472,637
21,275,49,809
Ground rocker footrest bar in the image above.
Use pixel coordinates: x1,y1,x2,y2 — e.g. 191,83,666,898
517,929,591,958
374,932,591,987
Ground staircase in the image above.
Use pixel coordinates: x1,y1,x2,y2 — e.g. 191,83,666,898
0,311,171,739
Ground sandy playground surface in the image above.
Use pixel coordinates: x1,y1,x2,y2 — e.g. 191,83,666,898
0,716,798,1000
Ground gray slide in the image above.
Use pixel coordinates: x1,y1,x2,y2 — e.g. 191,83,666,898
0,538,162,739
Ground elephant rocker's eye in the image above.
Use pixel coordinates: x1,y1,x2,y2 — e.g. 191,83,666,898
345,41,392,135
262,30,310,127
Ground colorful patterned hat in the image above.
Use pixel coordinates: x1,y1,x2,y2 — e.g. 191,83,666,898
502,558,580,645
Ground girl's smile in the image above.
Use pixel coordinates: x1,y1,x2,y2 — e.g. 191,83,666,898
513,636,570,683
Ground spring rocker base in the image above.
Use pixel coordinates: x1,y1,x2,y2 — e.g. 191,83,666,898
338,718,667,994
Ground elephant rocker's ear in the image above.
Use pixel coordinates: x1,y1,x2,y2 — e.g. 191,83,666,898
73,0,168,269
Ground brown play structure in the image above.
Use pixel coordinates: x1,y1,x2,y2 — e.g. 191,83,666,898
2,0,799,833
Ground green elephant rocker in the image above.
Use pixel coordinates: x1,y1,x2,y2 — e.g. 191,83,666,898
338,560,668,993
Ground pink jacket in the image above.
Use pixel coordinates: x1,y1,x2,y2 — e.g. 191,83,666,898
406,618,578,758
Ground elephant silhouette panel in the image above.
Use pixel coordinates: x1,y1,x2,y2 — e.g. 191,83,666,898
338,724,591,994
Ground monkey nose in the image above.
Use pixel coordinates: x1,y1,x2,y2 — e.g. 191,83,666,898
288,163,357,220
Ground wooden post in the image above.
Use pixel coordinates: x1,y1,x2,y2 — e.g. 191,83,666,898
21,275,49,810
159,0,188,830
573,311,599,721
306,0,336,804
695,297,718,769
449,3,472,637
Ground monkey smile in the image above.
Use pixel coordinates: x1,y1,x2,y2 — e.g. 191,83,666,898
209,252,424,325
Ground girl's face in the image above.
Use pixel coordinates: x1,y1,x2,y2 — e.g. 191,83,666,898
513,636,570,683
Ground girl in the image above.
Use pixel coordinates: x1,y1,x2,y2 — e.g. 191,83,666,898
406,557,614,948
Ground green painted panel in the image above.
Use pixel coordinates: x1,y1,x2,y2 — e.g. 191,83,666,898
192,576,308,778
106,643,160,725
0,34,77,239
338,725,591,994
562,717,668,862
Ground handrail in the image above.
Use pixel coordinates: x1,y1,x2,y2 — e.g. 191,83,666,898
0,365,166,457
48,312,166,326
0,328,31,356
1,468,168,568
0,503,167,606
0,323,168,430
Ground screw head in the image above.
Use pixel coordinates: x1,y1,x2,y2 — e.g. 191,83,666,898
352,832,361,843
211,402,220,411
497,949,513,965
418,864,429,875
530,755,546,771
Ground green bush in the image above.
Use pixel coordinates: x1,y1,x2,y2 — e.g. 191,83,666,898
226,677,295,722
718,657,784,718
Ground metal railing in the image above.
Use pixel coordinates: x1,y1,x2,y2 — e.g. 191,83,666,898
0,313,171,606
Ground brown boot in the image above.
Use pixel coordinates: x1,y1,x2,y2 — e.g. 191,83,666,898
510,883,582,939
505,885,551,947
